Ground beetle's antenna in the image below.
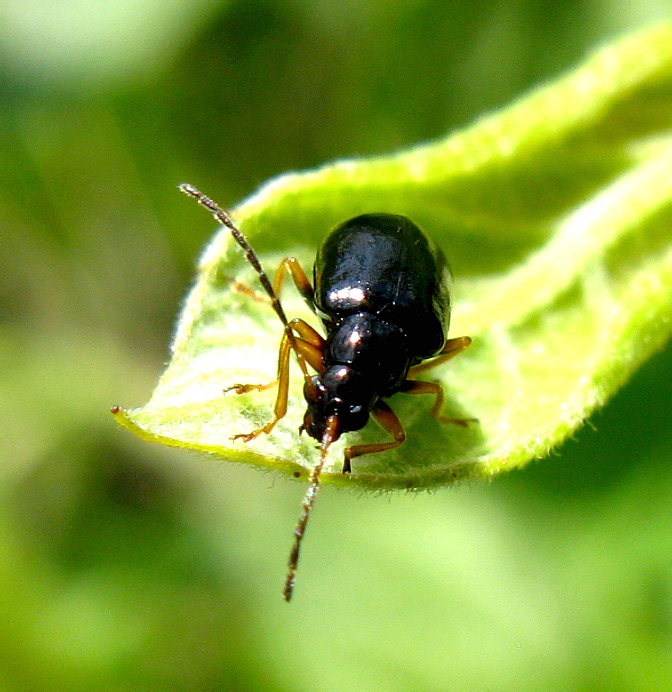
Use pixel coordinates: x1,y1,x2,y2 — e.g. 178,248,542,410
179,183,291,328
283,414,339,602
179,183,309,378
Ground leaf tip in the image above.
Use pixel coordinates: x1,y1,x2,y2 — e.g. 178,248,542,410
110,405,137,434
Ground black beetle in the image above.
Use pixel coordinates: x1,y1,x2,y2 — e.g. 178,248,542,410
179,184,473,600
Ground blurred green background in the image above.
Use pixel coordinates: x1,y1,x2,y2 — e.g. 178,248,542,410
2,1,671,689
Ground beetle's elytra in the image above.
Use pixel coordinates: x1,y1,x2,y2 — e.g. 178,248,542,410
179,184,473,601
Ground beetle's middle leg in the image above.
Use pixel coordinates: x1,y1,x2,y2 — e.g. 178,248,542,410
399,379,477,427
230,255,316,313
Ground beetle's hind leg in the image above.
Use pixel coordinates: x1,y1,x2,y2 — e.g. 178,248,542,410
405,336,476,426
399,335,476,425
407,336,472,377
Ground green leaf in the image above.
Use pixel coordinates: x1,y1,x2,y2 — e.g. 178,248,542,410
113,23,672,490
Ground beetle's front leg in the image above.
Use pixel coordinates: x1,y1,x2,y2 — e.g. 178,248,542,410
230,327,295,442
229,319,326,442
342,400,406,473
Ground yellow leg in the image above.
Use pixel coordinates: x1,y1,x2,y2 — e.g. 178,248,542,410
273,257,316,312
342,400,406,473
400,379,477,426
408,336,472,377
228,319,326,442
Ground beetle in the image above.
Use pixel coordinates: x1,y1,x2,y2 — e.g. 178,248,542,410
179,183,473,601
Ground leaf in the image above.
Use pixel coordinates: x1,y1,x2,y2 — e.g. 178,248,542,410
113,24,672,490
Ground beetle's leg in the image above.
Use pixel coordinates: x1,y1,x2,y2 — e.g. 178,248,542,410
231,257,315,310
224,381,276,395
230,327,293,442
229,278,272,304
407,336,472,377
230,319,326,442
342,400,406,473
288,318,325,373
226,319,324,394
399,379,477,426
274,257,316,313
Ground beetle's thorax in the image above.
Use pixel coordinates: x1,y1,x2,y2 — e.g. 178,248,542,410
301,313,411,442
325,312,410,393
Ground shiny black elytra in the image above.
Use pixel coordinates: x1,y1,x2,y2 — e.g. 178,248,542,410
179,184,473,601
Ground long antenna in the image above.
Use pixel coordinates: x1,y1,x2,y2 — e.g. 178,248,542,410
178,183,309,379
283,415,339,602
180,183,330,602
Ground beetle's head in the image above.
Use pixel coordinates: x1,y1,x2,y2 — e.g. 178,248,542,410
300,365,376,442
